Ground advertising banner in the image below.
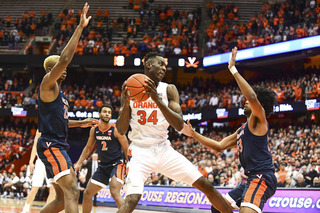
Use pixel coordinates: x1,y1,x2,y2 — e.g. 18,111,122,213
96,186,320,213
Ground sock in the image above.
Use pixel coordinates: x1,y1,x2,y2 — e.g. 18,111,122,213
23,204,31,212
211,205,221,213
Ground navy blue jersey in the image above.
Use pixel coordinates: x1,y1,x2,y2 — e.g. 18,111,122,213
237,122,274,175
95,123,123,166
38,87,69,141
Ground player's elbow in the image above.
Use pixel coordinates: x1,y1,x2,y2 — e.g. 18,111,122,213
214,145,223,152
175,120,184,132
59,54,72,65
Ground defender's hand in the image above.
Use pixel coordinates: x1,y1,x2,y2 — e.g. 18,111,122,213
228,47,238,70
79,3,92,28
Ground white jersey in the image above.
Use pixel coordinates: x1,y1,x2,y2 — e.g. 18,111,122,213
128,82,169,146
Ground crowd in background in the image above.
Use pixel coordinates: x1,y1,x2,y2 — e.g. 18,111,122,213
1,0,320,56
0,120,36,171
54,3,201,57
0,10,53,49
1,70,319,113
206,0,320,54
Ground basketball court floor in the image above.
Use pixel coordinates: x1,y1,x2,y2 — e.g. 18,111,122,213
0,198,219,213
0,198,174,213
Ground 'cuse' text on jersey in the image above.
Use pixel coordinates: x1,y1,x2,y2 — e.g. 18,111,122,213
96,136,112,140
133,102,158,109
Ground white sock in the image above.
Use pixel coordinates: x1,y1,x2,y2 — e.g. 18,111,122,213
23,204,31,212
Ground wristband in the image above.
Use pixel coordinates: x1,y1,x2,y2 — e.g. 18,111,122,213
230,66,238,75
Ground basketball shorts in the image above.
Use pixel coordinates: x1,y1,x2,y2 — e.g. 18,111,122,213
225,172,277,213
37,136,73,183
125,140,202,195
31,158,52,187
91,162,126,188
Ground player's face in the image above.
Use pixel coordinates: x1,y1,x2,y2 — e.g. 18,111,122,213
99,107,112,123
59,70,67,82
244,100,252,117
147,56,167,82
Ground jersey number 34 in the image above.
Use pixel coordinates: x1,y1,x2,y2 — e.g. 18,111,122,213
137,110,158,125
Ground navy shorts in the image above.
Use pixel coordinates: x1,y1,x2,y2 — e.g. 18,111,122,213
226,172,277,212
91,162,126,188
37,136,73,183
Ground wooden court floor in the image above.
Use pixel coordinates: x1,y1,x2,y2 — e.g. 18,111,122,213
0,198,173,213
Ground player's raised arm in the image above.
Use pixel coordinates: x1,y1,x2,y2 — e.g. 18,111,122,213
116,82,131,135
74,127,96,172
182,120,238,152
114,127,129,162
41,3,91,91
228,47,266,123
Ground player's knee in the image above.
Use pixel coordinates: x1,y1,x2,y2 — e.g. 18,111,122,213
110,187,120,198
66,184,79,201
193,176,213,193
125,194,141,207
83,188,93,199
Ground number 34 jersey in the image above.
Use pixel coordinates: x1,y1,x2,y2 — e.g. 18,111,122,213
95,123,123,166
129,82,169,146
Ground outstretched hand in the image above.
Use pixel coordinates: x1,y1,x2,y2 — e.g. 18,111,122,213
79,3,92,28
80,118,99,128
74,162,81,172
228,47,238,70
181,120,194,137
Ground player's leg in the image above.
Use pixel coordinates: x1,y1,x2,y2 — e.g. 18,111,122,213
117,194,141,213
157,143,232,213
39,182,65,213
192,177,232,212
82,180,103,213
46,186,55,203
210,183,245,213
109,176,124,208
117,146,153,213
38,145,79,213
56,167,79,213
22,186,40,213
109,162,126,208
240,173,276,213
240,207,258,213
23,159,46,213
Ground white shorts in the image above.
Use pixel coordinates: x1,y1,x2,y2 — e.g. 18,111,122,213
125,140,202,195
31,158,52,187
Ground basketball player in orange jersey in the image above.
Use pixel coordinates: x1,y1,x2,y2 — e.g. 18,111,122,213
182,47,277,213
37,3,98,213
116,52,232,213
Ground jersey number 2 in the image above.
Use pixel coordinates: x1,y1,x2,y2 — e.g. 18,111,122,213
137,110,158,125
101,141,108,151
64,105,68,119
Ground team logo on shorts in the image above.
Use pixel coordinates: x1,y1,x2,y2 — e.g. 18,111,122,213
46,142,52,147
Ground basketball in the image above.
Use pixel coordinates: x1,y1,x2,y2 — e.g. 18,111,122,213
126,73,150,102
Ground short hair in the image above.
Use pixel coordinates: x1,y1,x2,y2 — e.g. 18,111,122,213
99,104,113,113
144,52,162,65
252,86,277,117
43,55,60,73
